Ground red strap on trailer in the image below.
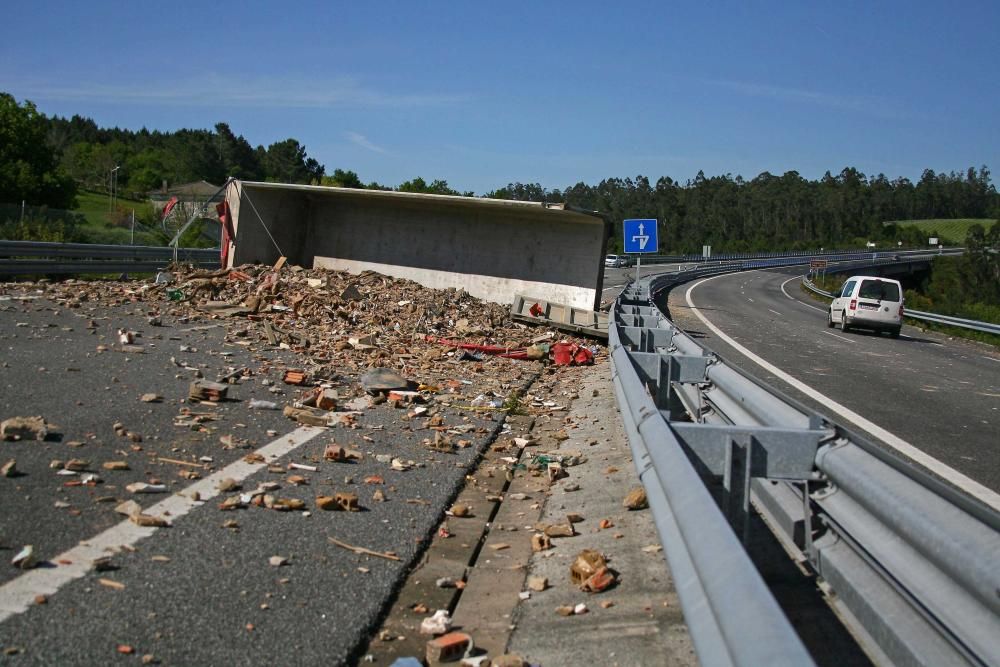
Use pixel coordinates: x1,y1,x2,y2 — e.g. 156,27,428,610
216,200,236,268
423,336,529,359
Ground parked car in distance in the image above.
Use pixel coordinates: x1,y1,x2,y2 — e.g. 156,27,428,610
828,275,904,337
605,254,626,268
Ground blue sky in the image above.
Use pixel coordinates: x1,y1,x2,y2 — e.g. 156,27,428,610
3,1,998,194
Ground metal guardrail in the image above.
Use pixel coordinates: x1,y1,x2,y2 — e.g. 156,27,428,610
0,240,219,275
802,278,1000,336
631,247,962,265
611,266,1000,666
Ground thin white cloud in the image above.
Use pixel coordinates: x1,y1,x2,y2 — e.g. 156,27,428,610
346,131,387,154
704,78,907,119
4,73,469,109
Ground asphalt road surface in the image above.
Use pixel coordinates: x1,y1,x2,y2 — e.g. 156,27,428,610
665,266,1000,507
0,292,514,665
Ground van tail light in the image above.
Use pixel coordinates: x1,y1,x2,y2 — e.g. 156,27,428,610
849,299,857,311
899,304,904,318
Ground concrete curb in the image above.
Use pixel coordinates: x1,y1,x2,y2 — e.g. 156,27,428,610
362,361,695,666
501,362,696,666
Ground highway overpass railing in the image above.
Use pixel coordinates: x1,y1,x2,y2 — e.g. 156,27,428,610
0,240,219,276
633,246,960,265
0,240,959,279
802,277,1000,336
611,265,1000,666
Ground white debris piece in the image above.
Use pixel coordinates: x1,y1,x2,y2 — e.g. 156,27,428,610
11,545,35,570
420,609,453,635
126,482,167,494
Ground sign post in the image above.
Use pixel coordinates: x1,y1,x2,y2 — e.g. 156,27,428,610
623,218,659,283
810,258,828,285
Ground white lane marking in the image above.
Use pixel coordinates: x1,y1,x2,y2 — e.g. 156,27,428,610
768,308,783,317
985,356,1000,363
781,275,826,312
747,298,754,303
0,426,325,623
685,275,1000,512
823,331,856,344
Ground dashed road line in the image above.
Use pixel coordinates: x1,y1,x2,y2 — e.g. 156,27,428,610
768,308,783,317
823,331,856,343
781,275,826,312
685,274,1000,513
0,426,325,624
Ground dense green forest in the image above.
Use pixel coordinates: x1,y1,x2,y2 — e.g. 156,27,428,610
906,222,1000,327
2,91,998,256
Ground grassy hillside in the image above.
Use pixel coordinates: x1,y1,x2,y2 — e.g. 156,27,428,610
884,218,996,244
74,190,119,227
73,190,168,245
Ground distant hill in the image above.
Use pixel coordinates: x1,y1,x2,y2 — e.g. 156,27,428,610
883,218,997,244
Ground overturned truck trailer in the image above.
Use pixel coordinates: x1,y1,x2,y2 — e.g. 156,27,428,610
222,180,609,311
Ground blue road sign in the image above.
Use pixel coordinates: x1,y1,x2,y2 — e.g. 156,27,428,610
623,219,658,253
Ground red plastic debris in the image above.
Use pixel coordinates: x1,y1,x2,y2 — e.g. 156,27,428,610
551,342,594,366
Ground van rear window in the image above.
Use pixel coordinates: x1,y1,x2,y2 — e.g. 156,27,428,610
858,279,900,302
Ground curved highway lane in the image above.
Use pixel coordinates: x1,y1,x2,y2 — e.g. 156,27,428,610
665,267,1000,507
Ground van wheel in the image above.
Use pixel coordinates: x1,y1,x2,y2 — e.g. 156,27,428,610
839,313,850,333
890,327,900,339
827,310,835,328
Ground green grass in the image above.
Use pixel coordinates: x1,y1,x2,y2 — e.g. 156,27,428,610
74,190,120,227
73,190,169,246
883,218,997,244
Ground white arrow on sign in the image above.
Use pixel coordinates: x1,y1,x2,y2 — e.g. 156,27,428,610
631,222,649,250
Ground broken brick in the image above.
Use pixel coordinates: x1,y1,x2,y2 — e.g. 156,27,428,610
527,575,548,591
324,444,362,462
316,495,339,511
1,416,48,441
580,565,616,593
569,549,607,586
531,533,552,552
283,369,307,385
335,492,359,511
623,486,648,510
425,631,472,663
189,380,229,402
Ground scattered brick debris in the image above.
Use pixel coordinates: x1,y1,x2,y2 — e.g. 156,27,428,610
1,416,48,441
623,486,648,510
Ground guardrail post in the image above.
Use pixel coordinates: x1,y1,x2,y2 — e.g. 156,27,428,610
723,434,754,544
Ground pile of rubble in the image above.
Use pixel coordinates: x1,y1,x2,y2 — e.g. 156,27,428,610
29,262,600,393
1,260,607,522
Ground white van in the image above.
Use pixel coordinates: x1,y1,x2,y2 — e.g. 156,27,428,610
828,275,904,337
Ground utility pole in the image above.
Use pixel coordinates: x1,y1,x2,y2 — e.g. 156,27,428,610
110,165,121,216
130,209,135,245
